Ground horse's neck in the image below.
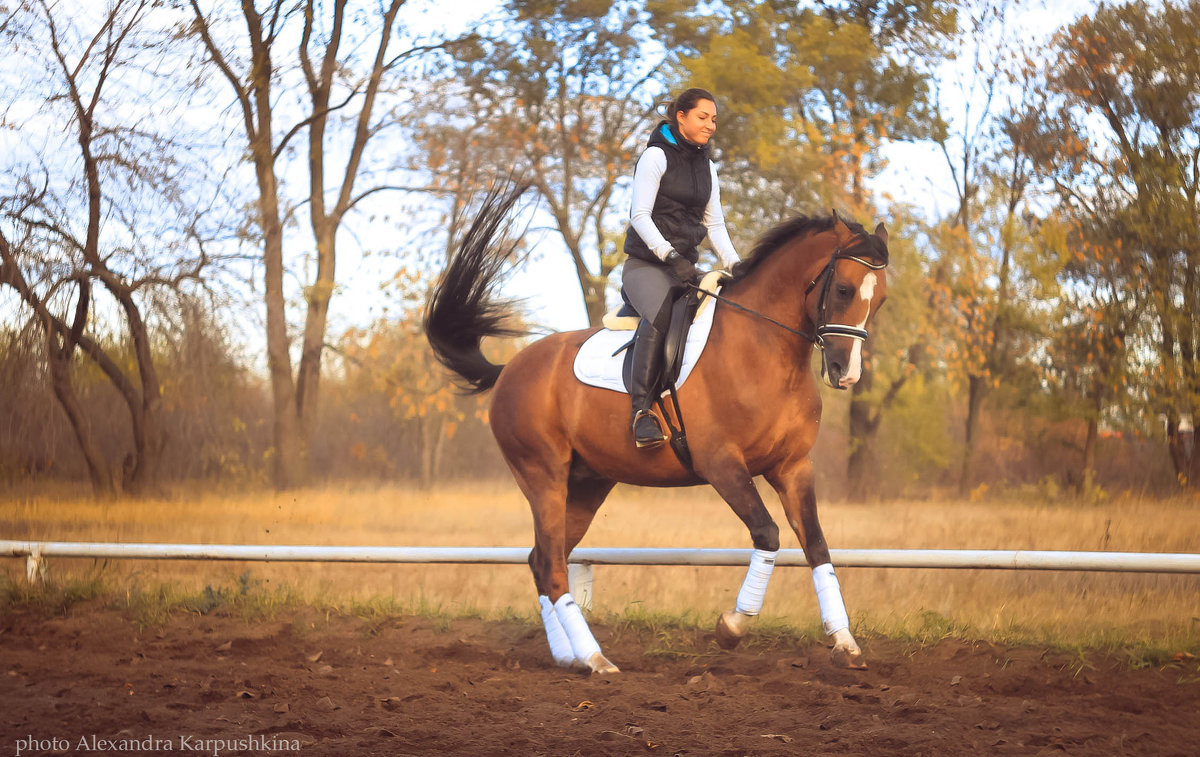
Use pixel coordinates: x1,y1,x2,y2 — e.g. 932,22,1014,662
728,232,831,332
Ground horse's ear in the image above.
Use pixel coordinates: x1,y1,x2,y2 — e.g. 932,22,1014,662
874,222,888,245
831,209,852,238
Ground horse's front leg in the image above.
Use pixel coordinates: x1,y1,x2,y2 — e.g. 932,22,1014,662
700,459,781,650
766,457,866,670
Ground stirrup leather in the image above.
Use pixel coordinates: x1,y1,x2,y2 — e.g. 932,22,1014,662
632,409,667,448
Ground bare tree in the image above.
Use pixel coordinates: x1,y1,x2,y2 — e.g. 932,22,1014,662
1,0,217,496
189,0,438,487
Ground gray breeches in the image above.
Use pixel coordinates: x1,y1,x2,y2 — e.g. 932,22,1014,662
622,257,680,331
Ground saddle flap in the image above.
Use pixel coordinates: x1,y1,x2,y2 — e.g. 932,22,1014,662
662,288,704,388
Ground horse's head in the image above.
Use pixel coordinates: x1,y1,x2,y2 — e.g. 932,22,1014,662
806,213,889,390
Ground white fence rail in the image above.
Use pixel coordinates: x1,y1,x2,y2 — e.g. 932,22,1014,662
5,540,1200,598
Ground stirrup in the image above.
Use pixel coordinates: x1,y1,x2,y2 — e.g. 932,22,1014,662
632,409,668,448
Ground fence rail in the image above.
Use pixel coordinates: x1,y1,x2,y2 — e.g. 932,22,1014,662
5,540,1200,575
6,540,1197,611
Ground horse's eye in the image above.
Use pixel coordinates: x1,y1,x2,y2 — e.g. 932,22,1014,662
837,285,854,298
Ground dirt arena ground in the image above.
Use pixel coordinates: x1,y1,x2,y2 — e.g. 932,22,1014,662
2,605,1198,757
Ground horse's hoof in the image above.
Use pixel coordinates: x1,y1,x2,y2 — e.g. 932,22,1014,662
715,610,751,650
584,652,620,675
830,631,867,670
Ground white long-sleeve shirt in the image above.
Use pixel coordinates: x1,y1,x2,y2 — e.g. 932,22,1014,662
628,146,740,268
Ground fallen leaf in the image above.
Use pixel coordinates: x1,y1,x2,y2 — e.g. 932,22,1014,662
762,734,793,744
214,641,233,653
572,700,595,711
315,696,339,711
273,703,290,713
950,675,963,686
306,651,323,663
235,690,257,699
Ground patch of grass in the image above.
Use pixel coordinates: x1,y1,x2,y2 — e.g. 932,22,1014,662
1,571,108,615
604,603,709,658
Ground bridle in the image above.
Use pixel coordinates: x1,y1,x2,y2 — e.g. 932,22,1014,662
687,233,887,349
805,240,888,347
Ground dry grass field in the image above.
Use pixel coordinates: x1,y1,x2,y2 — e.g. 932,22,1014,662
3,482,1198,651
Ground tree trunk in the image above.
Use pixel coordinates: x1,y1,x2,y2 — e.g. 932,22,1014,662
418,415,446,489
263,196,305,489
847,371,877,500
1165,412,1195,489
1079,419,1098,494
45,337,114,497
958,374,987,496
296,222,335,442
582,278,607,328
254,139,304,488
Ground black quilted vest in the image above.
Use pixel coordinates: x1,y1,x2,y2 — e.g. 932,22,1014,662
624,121,713,264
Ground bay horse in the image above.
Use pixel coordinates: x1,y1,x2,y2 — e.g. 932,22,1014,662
425,184,889,674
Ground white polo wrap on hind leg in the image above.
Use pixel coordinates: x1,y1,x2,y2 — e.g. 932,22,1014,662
538,595,576,667
812,562,850,635
734,549,777,616
553,593,602,662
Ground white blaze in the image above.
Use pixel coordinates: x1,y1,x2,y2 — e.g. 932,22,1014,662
837,272,877,387
859,272,877,303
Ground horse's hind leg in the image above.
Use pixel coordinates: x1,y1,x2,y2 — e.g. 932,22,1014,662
514,452,619,674
766,457,866,670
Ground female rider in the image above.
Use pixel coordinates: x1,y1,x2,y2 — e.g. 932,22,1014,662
622,87,741,448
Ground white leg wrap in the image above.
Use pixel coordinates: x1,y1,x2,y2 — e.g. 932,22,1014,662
812,562,850,635
554,593,602,662
539,595,576,667
734,549,777,616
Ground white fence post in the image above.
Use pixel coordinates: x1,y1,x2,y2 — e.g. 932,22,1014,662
568,562,594,612
26,546,45,585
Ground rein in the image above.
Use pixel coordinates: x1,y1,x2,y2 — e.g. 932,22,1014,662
688,239,887,349
685,284,818,343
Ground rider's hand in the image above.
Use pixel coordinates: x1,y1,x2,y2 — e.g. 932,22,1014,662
665,251,699,283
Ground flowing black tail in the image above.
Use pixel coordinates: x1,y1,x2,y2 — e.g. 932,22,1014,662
424,182,530,393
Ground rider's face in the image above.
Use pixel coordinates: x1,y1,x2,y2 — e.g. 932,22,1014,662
676,99,717,146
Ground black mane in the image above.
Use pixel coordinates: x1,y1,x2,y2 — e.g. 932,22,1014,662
727,214,888,283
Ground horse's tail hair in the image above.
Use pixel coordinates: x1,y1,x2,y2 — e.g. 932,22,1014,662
424,181,530,394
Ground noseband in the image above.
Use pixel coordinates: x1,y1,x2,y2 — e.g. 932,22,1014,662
804,239,888,349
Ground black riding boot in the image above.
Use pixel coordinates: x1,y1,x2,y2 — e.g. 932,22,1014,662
630,319,668,448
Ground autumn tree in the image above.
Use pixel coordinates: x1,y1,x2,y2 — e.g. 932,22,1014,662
650,0,956,229
1038,222,1142,493
1027,0,1200,487
921,0,1064,495
434,0,660,326
651,0,957,496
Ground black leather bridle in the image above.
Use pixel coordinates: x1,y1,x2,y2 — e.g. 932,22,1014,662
688,233,887,349
805,240,888,347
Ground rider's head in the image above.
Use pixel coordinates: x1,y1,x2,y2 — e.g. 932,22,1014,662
668,88,717,146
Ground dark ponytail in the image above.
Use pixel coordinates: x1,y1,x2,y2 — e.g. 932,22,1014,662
666,88,715,124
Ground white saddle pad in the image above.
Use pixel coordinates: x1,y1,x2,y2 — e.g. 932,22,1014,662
572,288,719,394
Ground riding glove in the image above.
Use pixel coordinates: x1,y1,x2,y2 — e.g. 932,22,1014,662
665,250,699,283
